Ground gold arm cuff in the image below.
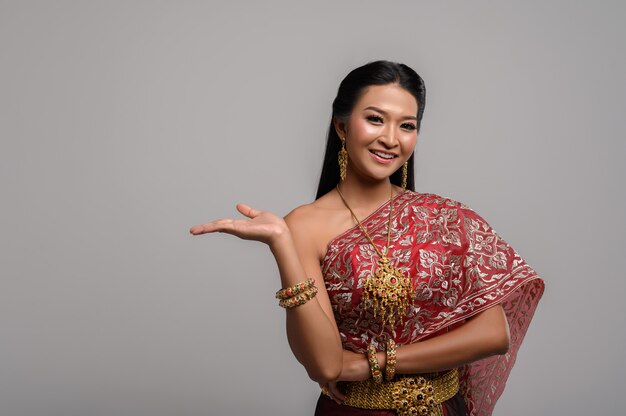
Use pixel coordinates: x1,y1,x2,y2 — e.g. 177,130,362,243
322,368,459,416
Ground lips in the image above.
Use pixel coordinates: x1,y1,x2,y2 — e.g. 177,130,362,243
369,149,397,164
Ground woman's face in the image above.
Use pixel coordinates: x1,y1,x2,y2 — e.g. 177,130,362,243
336,83,419,184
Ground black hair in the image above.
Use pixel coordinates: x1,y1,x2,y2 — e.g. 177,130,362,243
315,60,426,199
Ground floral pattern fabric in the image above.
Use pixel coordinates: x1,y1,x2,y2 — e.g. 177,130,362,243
321,190,544,416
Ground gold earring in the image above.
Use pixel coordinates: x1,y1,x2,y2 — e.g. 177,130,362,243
401,162,408,190
338,139,348,181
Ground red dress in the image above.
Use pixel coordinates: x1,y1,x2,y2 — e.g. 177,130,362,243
316,190,545,416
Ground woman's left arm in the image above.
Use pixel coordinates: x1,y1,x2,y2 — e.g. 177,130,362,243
346,305,510,381
392,303,510,374
343,303,510,377
323,304,510,404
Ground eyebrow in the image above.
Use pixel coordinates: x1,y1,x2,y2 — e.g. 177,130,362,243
362,106,417,121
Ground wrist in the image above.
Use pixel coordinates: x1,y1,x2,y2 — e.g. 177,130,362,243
269,227,293,252
348,353,372,381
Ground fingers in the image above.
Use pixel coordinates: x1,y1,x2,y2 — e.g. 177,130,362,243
319,382,338,404
328,381,346,404
189,203,261,236
236,203,261,219
189,219,235,235
318,381,345,405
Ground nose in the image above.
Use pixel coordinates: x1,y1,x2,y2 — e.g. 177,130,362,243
378,125,399,148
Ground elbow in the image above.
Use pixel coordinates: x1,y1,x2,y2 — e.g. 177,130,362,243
491,305,511,355
492,326,511,355
306,362,342,384
493,335,510,355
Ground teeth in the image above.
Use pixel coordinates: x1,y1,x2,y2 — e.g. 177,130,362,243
372,151,395,159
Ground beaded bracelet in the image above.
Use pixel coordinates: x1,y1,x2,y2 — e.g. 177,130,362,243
367,343,383,383
278,286,318,309
385,338,397,381
275,278,315,300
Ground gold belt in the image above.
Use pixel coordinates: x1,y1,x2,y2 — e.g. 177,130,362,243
322,368,459,416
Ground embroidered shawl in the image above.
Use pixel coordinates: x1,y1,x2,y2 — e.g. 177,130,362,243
321,190,545,416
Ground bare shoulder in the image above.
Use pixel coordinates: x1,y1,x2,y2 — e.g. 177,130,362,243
284,192,347,260
284,193,335,233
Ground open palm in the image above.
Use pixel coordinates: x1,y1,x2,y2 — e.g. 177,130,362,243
189,203,288,246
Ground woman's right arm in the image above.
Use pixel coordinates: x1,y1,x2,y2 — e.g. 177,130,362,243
277,207,342,383
190,203,342,383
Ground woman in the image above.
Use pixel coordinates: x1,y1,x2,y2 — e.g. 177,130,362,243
190,60,544,416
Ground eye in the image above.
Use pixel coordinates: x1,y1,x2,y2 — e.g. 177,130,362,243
366,115,384,123
401,122,417,131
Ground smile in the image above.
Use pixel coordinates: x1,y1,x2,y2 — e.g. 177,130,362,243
369,150,397,164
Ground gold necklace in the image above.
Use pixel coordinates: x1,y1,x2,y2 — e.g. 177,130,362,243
336,185,414,328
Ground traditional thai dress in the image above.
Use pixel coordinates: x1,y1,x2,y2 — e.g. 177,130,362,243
314,190,545,416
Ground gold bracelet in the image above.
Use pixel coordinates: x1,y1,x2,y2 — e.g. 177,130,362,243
385,339,397,381
278,286,318,309
275,278,315,300
367,343,383,383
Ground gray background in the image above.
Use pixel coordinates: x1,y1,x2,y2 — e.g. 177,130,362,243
1,1,624,415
